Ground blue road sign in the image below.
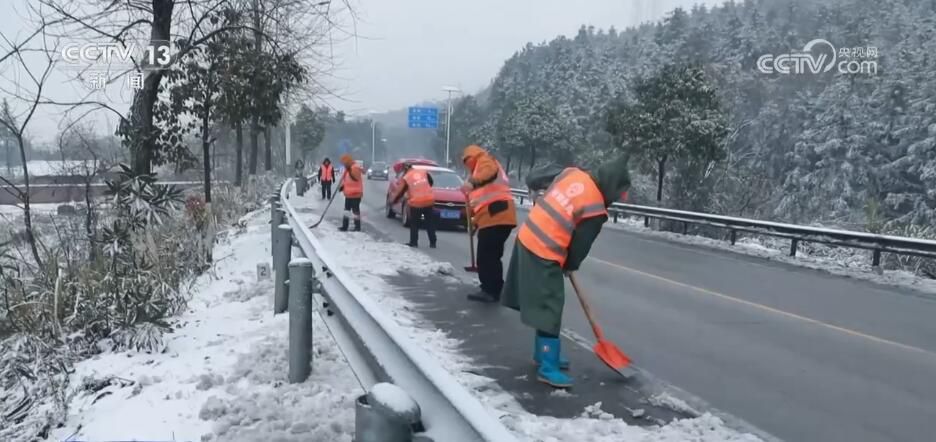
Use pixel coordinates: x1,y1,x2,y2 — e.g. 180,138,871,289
408,106,439,129
338,139,351,154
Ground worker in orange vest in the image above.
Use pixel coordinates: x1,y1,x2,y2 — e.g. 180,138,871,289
338,154,364,232
501,155,631,388
318,158,336,200
460,145,517,303
390,162,437,248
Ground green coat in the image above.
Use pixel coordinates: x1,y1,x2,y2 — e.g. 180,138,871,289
501,155,631,335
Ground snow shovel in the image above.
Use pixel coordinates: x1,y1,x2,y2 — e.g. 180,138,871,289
309,175,344,229
567,272,634,378
464,211,478,272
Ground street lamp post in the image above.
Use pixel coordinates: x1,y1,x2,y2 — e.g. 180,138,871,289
371,120,376,165
442,86,460,167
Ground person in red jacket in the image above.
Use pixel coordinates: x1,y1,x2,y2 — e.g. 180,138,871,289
390,162,437,248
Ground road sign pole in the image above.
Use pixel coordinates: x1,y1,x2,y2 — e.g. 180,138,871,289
445,93,452,167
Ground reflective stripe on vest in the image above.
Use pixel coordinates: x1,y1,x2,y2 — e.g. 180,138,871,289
404,169,434,208
468,160,511,212
342,164,364,197
516,168,607,266
322,164,333,182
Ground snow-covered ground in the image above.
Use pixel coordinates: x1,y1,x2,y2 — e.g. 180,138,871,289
47,207,362,442
602,216,936,295
292,191,760,442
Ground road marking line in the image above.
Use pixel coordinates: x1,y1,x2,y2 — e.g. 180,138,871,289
592,257,936,358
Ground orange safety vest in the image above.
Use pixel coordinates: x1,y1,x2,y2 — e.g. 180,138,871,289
403,169,434,208
468,158,512,213
516,168,607,267
342,164,364,198
321,164,333,182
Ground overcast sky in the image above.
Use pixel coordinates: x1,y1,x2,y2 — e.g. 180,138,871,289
0,0,710,146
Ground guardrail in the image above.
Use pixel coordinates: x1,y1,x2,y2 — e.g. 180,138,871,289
276,179,518,442
511,188,936,268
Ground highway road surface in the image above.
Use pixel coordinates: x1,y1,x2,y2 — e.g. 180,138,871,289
343,179,936,442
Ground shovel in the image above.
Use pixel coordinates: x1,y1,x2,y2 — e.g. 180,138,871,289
309,175,344,229
567,272,634,378
464,212,478,272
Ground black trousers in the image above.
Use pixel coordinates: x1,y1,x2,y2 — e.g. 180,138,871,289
321,181,332,200
343,197,361,216
409,206,437,246
477,225,513,296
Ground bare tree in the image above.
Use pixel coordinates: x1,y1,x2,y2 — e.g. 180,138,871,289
0,22,61,269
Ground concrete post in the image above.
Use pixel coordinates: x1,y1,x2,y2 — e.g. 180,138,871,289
274,224,293,314
288,257,315,383
355,383,422,442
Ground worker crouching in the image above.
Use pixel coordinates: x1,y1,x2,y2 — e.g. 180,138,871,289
501,155,631,389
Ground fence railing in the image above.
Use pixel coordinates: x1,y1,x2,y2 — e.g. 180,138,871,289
511,188,936,268
274,179,518,442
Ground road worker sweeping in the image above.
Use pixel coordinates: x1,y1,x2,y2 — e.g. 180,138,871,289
460,145,517,303
501,155,631,388
338,154,364,232
390,162,437,248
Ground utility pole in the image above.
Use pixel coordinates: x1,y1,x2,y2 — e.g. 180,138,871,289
442,86,460,167
371,120,376,165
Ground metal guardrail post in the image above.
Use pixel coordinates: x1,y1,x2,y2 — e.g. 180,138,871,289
871,249,883,274
274,224,293,314
271,204,284,258
288,257,315,383
355,383,423,442
644,216,650,228
730,229,738,245
789,239,799,257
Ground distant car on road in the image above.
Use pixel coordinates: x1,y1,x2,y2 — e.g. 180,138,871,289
385,163,466,229
366,161,390,180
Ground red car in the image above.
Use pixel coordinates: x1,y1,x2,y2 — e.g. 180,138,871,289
385,163,467,229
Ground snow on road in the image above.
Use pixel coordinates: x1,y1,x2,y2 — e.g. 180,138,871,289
49,207,361,442
291,189,761,442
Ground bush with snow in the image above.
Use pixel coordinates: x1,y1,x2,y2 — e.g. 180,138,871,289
0,166,280,440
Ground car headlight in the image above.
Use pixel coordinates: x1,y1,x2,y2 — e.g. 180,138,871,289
367,169,372,173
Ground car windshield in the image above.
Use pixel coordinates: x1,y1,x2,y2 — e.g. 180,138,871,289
372,162,387,170
424,170,462,188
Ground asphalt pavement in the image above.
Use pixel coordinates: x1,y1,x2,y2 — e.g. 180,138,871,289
334,179,936,442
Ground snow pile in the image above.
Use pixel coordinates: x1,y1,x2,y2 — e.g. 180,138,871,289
290,190,761,442
604,216,936,295
47,207,361,442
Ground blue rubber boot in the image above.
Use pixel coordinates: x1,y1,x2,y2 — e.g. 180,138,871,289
535,336,573,388
533,338,570,370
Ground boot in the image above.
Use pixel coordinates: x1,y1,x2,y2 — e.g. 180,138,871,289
353,219,361,232
533,338,570,370
338,216,349,231
405,242,417,248
535,336,573,388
